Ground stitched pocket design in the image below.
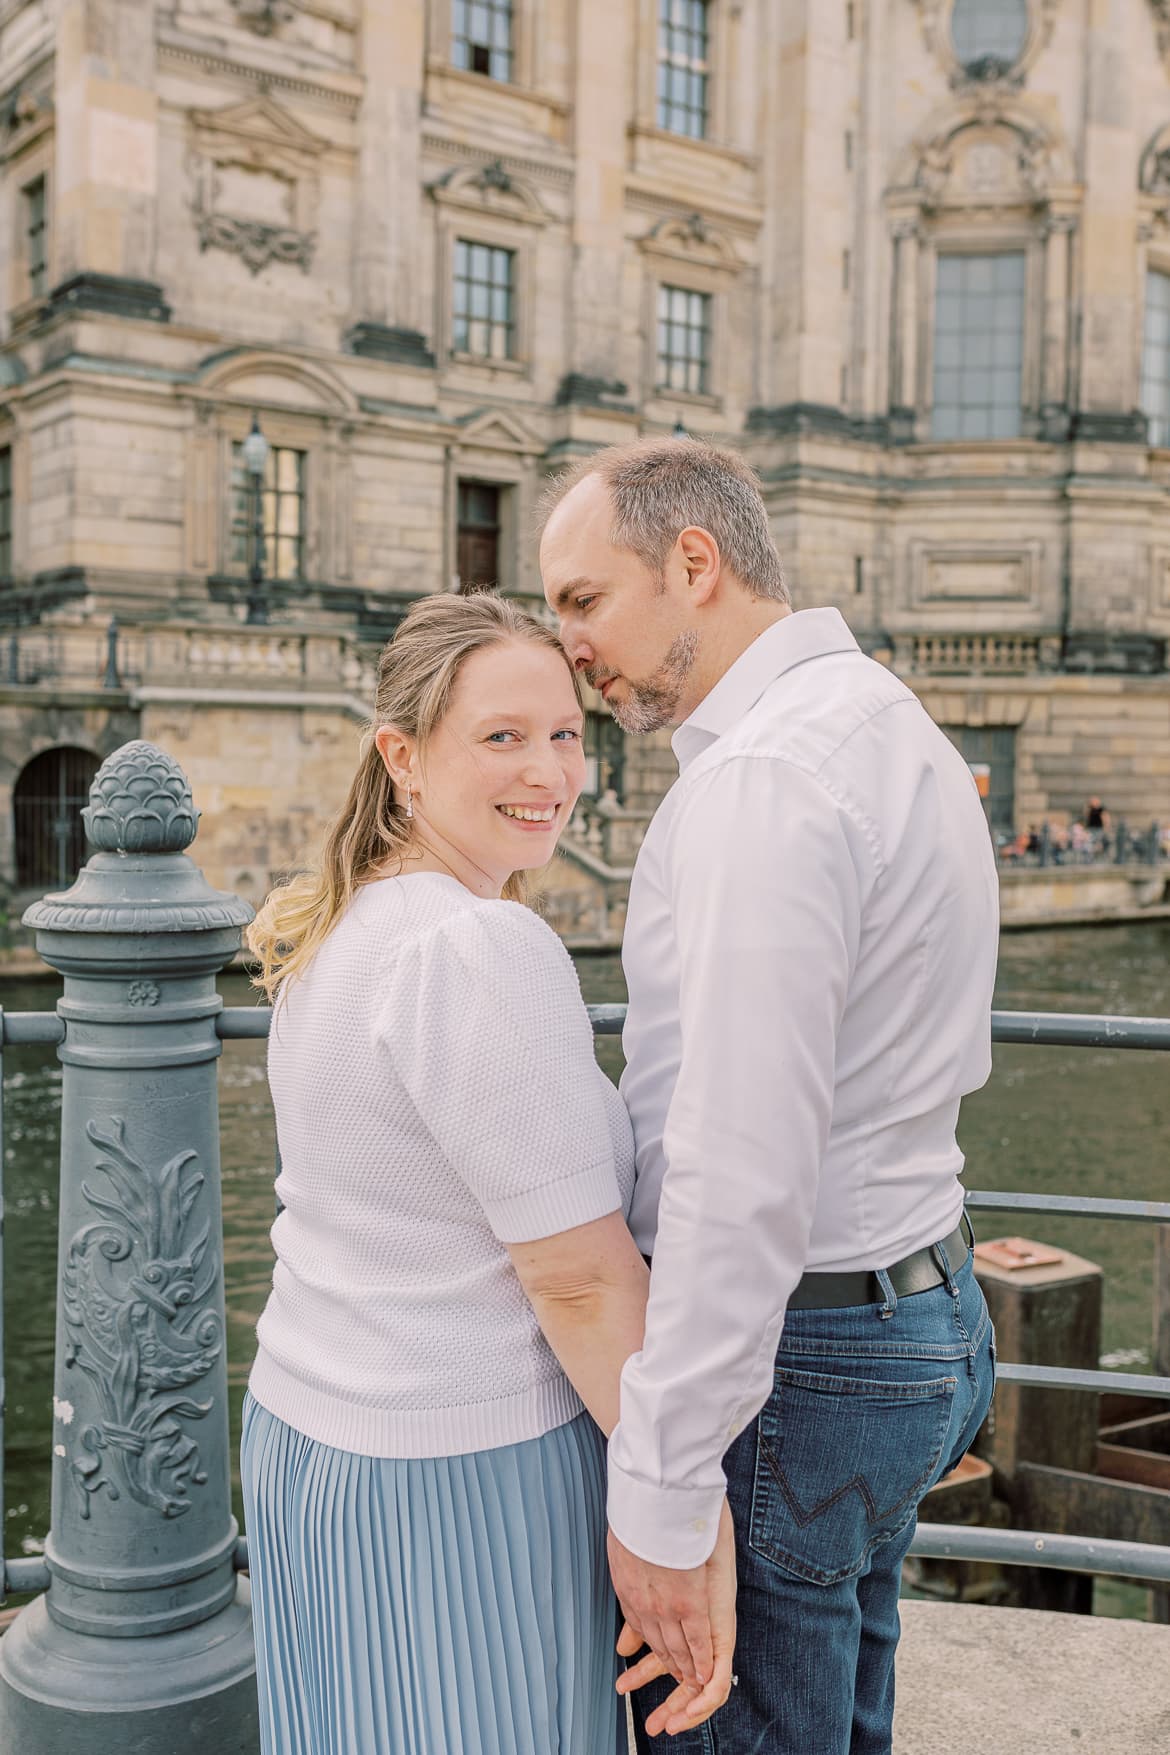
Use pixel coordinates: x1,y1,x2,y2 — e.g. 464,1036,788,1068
748,1364,957,1586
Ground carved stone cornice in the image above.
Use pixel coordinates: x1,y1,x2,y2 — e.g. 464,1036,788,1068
157,37,362,117
420,133,574,192
233,0,295,33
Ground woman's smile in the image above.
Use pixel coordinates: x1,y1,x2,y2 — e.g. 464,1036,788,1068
495,801,562,828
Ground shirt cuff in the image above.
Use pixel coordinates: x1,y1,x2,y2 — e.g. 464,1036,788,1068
480,1160,621,1244
606,1451,725,1569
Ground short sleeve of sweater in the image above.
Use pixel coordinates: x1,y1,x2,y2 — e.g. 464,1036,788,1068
379,900,624,1244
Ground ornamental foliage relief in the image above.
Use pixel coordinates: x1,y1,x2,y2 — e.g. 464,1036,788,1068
63,1119,222,1520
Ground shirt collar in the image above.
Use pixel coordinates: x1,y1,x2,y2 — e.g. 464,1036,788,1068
671,608,862,771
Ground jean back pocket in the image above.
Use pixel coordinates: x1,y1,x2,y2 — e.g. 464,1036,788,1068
749,1363,957,1586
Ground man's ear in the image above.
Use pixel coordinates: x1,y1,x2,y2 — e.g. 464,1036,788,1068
677,525,721,606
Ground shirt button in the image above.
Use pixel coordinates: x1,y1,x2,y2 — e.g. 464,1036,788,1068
690,1518,707,1534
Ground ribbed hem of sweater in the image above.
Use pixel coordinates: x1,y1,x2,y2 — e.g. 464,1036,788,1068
248,1347,587,1459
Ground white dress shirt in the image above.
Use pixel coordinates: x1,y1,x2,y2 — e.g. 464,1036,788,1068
607,608,1000,1568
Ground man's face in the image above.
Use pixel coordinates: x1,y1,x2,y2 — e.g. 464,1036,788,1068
540,475,699,735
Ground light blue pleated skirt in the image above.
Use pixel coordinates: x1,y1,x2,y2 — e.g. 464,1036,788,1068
241,1393,623,1755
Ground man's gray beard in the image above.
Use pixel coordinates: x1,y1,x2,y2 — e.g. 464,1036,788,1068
607,630,699,735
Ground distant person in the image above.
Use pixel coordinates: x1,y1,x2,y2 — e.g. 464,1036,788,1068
595,784,621,816
541,438,998,1755
1084,796,1109,832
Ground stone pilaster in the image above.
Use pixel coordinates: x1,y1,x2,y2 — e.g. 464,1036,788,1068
51,1,165,313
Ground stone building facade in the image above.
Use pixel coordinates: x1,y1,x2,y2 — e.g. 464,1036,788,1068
3,0,1170,936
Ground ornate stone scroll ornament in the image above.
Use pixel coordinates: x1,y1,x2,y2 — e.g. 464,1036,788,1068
83,740,199,853
1139,123,1170,226
196,212,314,274
187,96,325,276
63,1119,222,1520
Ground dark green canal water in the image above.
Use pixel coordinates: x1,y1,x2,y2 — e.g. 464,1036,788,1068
2,923,1167,1608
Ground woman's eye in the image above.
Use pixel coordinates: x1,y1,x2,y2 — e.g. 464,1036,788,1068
553,729,582,742
486,731,517,744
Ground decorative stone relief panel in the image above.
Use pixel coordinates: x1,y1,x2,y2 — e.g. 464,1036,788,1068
909,540,1043,607
187,96,328,276
901,105,1071,217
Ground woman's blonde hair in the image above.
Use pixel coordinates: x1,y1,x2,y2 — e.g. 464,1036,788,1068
247,591,580,999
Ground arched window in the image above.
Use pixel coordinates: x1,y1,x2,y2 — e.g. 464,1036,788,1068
951,0,1030,73
13,746,100,890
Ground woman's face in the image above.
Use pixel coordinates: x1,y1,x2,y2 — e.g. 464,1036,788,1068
412,638,586,891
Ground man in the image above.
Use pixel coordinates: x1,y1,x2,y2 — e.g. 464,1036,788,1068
540,439,999,1755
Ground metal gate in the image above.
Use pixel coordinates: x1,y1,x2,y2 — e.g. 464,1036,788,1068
12,747,100,890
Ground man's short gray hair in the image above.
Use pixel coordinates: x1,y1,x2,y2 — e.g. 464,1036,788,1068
541,437,789,603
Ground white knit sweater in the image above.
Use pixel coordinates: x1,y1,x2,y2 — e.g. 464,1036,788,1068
249,872,636,1458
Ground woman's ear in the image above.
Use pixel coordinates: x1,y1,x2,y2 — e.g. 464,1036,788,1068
374,724,415,790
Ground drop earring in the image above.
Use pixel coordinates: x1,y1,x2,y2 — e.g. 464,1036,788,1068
405,785,414,821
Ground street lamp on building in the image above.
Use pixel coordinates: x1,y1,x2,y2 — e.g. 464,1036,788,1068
242,412,270,625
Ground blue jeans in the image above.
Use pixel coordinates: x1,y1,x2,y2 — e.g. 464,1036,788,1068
629,1244,995,1755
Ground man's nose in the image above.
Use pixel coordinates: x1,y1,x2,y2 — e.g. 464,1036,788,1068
561,627,593,669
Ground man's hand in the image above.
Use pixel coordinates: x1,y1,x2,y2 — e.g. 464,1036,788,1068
611,1498,737,1736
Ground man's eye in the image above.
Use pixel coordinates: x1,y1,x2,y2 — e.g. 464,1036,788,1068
576,595,595,611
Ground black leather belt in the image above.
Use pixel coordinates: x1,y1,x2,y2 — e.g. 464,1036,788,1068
786,1214,974,1311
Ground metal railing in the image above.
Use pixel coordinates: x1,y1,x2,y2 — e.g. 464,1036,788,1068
995,821,1166,868
2,1002,1168,1594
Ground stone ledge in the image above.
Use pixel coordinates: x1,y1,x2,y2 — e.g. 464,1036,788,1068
893,1600,1170,1754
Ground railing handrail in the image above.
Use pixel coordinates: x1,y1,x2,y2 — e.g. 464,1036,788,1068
5,1003,1169,1048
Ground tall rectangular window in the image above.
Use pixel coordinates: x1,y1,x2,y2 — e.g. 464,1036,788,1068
0,447,11,577
657,0,709,140
230,443,306,581
932,252,1025,441
452,0,513,82
657,285,711,394
24,177,46,299
453,240,515,360
457,481,502,589
1141,268,1170,448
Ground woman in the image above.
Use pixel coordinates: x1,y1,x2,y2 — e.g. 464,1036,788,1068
243,592,655,1753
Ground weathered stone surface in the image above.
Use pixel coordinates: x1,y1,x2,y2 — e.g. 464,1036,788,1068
894,1601,1170,1754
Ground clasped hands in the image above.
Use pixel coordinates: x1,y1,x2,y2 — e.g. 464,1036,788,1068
608,1498,737,1739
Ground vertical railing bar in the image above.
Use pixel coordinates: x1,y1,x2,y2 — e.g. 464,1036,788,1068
1155,1223,1170,1381
0,1006,7,1606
